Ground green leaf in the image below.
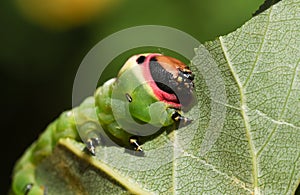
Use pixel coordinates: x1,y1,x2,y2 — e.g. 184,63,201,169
12,0,300,194
253,0,282,16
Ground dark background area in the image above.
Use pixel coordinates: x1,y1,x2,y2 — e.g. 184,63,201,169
2,0,296,194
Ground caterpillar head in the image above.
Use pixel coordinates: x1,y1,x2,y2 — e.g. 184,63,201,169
118,53,196,111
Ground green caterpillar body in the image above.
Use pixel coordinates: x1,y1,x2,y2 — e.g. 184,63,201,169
11,53,195,194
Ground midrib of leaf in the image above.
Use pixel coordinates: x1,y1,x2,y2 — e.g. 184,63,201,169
219,34,259,194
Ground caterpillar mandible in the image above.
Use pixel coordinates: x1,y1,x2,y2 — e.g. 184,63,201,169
11,53,196,195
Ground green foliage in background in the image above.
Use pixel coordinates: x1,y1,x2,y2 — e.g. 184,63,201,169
1,0,263,80
10,0,300,194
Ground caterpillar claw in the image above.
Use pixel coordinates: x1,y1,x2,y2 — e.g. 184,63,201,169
86,137,100,156
129,136,143,153
171,111,193,127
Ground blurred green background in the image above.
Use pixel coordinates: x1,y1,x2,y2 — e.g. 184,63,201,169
1,0,264,194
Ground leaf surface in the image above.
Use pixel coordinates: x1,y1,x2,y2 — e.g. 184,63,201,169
33,0,300,194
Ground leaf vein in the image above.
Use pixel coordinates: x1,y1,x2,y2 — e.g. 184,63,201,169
219,35,259,192
182,151,253,193
253,109,300,130
256,59,300,157
284,152,300,195
244,7,272,88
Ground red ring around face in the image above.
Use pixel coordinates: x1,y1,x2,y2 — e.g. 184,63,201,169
141,54,181,108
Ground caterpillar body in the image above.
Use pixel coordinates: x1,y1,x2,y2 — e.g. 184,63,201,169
12,53,196,195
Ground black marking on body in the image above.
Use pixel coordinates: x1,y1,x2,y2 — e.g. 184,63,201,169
125,93,132,102
136,55,146,64
24,183,33,195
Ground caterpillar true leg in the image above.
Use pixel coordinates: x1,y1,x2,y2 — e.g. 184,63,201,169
86,137,101,156
171,111,193,127
129,136,143,152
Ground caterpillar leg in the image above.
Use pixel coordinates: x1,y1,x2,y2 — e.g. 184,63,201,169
23,183,47,195
13,166,47,195
73,97,104,156
24,183,33,195
86,137,101,156
171,111,193,127
129,136,143,153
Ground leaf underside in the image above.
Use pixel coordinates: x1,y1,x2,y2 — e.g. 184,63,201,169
33,0,300,194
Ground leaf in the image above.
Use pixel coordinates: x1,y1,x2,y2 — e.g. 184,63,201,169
193,0,300,194
253,0,282,16
15,0,300,194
